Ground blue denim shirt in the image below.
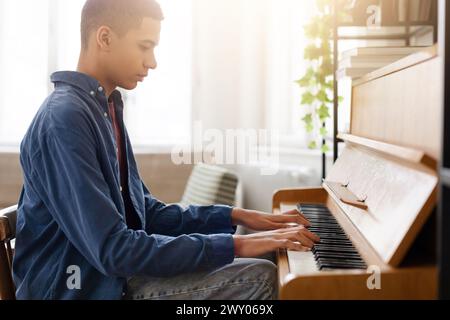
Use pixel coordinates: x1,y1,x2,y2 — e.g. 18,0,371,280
13,71,236,300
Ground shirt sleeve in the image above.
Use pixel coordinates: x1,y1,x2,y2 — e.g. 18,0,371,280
142,182,238,236
30,124,235,278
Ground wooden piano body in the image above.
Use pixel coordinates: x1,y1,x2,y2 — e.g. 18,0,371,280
273,46,442,300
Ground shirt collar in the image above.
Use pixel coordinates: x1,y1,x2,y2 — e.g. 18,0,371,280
51,71,124,112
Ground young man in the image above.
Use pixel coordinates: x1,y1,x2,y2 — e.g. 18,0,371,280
13,0,319,300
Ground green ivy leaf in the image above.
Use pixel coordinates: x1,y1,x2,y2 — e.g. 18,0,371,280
317,104,330,122
295,67,316,88
302,113,314,133
302,68,316,85
321,143,330,154
301,92,315,105
295,77,309,87
316,90,332,103
321,59,334,76
320,126,328,136
324,80,334,90
302,113,313,123
304,20,320,39
308,141,318,149
304,44,323,60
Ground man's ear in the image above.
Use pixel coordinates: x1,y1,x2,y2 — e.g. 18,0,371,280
96,26,113,51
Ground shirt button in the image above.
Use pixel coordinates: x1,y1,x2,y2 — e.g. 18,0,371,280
120,186,123,192
104,112,108,117
98,86,104,92
90,91,95,96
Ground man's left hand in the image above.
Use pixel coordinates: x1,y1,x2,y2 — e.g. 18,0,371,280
231,207,311,232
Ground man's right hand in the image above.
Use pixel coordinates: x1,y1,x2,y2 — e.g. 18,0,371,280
232,226,320,258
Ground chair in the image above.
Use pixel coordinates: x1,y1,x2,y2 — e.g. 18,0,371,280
0,205,17,300
180,163,240,207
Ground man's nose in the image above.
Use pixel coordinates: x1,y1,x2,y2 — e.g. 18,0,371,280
144,58,157,70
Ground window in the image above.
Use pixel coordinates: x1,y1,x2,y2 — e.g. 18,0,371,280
253,0,321,151
0,0,192,149
0,0,50,148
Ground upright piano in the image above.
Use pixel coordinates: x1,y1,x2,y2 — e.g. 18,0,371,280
273,45,441,299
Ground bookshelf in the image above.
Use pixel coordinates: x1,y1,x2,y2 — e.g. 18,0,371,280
329,0,438,176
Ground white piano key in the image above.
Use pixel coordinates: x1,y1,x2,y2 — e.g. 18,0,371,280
287,250,319,275
280,204,297,212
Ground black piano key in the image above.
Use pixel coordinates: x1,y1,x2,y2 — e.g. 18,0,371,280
312,234,348,240
302,209,330,213
298,203,327,208
304,217,338,221
306,219,340,224
316,258,365,268
308,228,346,234
315,257,365,265
314,253,364,261
300,209,330,214
316,239,353,245
313,230,347,235
318,262,366,268
305,219,337,224
302,213,332,218
310,225,341,230
309,226,345,231
319,264,366,270
303,215,335,220
308,227,343,232
313,245,359,254
315,235,350,241
307,223,342,228
307,223,342,229
307,219,340,223
314,243,357,249
314,235,348,241
304,215,335,219
312,232,348,238
301,211,330,215
316,255,365,262
317,258,366,268
305,216,339,222
314,250,361,257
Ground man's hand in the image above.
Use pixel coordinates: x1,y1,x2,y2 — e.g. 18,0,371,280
232,226,320,257
231,207,311,231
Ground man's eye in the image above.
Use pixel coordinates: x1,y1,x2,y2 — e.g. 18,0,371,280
140,45,150,51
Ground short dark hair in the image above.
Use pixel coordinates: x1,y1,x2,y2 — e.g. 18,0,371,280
80,0,164,50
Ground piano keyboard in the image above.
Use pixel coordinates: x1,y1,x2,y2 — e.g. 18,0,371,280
295,203,367,271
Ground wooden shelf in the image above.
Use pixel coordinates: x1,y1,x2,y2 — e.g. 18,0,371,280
338,22,436,28
352,44,438,86
337,25,434,40
338,133,437,169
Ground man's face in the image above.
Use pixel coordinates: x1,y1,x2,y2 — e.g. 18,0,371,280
104,17,161,90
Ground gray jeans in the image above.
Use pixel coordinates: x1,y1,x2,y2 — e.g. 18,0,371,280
124,258,278,300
